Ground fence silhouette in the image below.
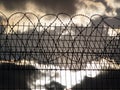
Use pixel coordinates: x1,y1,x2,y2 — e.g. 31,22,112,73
0,12,120,90
0,12,120,67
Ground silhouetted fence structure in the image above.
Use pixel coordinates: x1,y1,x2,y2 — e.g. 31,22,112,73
0,12,120,90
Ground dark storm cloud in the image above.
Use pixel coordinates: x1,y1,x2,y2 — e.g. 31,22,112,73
94,0,120,16
116,0,120,3
117,9,120,15
0,0,77,15
93,0,113,13
0,0,29,10
32,0,77,15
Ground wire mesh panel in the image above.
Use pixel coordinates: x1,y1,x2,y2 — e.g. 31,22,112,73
0,12,120,90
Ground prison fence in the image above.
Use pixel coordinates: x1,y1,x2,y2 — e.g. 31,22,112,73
0,12,120,90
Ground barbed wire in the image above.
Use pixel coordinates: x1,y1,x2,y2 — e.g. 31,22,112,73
0,12,120,69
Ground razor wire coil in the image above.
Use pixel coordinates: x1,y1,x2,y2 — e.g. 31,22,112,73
0,12,120,69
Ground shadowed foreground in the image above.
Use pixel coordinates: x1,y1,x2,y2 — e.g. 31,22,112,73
0,63,120,90
72,69,120,90
0,63,37,90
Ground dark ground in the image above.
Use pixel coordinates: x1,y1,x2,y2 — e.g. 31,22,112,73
0,63,120,90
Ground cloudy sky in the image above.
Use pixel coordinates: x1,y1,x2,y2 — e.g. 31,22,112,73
0,1,120,89
0,0,120,17
0,0,120,34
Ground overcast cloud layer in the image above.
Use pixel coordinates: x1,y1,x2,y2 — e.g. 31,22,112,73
0,0,120,17
0,0,77,15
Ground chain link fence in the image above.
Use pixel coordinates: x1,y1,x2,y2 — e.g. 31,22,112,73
0,12,120,90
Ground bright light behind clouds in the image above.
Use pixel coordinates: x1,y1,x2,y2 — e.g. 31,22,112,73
0,0,120,23
0,1,120,89
0,0,120,33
